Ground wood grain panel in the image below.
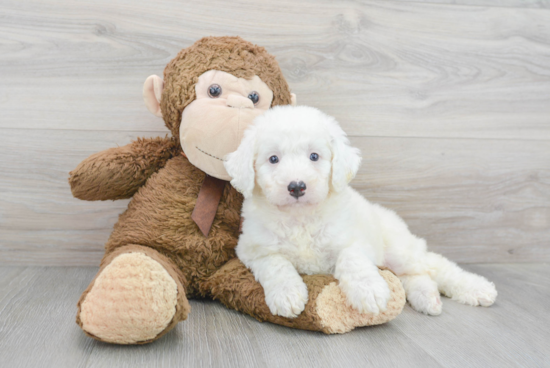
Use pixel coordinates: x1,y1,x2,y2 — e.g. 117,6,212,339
0,129,149,265
0,0,549,139
0,128,548,265
0,0,549,265
394,0,550,9
352,136,550,263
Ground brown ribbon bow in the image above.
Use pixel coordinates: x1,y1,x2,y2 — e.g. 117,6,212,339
191,174,227,237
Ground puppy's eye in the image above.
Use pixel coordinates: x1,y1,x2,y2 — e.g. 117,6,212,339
269,155,279,164
310,153,319,161
248,91,260,105
208,84,222,98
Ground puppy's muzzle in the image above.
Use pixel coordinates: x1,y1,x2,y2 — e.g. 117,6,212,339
288,181,306,199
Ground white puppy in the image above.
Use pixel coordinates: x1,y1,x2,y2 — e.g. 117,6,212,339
224,106,497,318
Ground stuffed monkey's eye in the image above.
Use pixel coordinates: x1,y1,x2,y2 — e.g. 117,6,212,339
248,91,260,105
208,84,222,98
269,155,279,164
310,153,319,161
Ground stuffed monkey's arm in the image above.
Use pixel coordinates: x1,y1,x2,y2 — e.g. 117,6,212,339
69,136,180,201
199,259,406,334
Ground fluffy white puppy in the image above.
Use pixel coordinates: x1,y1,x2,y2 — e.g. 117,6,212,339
224,105,497,318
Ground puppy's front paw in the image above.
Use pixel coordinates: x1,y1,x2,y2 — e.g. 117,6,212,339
264,279,308,318
339,274,391,315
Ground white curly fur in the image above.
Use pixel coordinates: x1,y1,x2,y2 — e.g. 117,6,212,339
225,105,497,318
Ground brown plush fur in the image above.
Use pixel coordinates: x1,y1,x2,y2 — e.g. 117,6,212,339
70,36,405,344
202,259,406,334
161,36,293,141
105,155,242,296
70,136,180,201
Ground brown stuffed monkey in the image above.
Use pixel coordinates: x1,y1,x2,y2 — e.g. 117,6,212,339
69,36,405,345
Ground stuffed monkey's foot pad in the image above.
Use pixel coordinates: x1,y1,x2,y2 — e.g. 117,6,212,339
79,252,178,344
315,269,406,334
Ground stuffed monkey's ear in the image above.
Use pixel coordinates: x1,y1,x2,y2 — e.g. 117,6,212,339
291,93,297,106
143,75,164,118
328,119,362,192
224,126,257,198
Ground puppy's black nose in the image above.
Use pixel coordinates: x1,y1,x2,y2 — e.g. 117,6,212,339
288,181,306,198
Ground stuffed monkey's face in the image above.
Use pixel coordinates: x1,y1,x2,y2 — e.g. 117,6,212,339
180,70,274,180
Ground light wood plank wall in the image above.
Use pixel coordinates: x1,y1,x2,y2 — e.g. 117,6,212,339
1,0,549,265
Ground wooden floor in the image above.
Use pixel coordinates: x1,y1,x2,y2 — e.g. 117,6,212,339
0,263,547,368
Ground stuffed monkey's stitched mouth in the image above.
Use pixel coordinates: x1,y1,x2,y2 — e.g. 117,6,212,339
196,146,225,161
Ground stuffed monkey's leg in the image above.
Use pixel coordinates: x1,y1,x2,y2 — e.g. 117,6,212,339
199,259,406,334
76,245,190,344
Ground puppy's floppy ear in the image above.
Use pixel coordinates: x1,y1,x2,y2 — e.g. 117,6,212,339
327,118,362,192
224,126,257,198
